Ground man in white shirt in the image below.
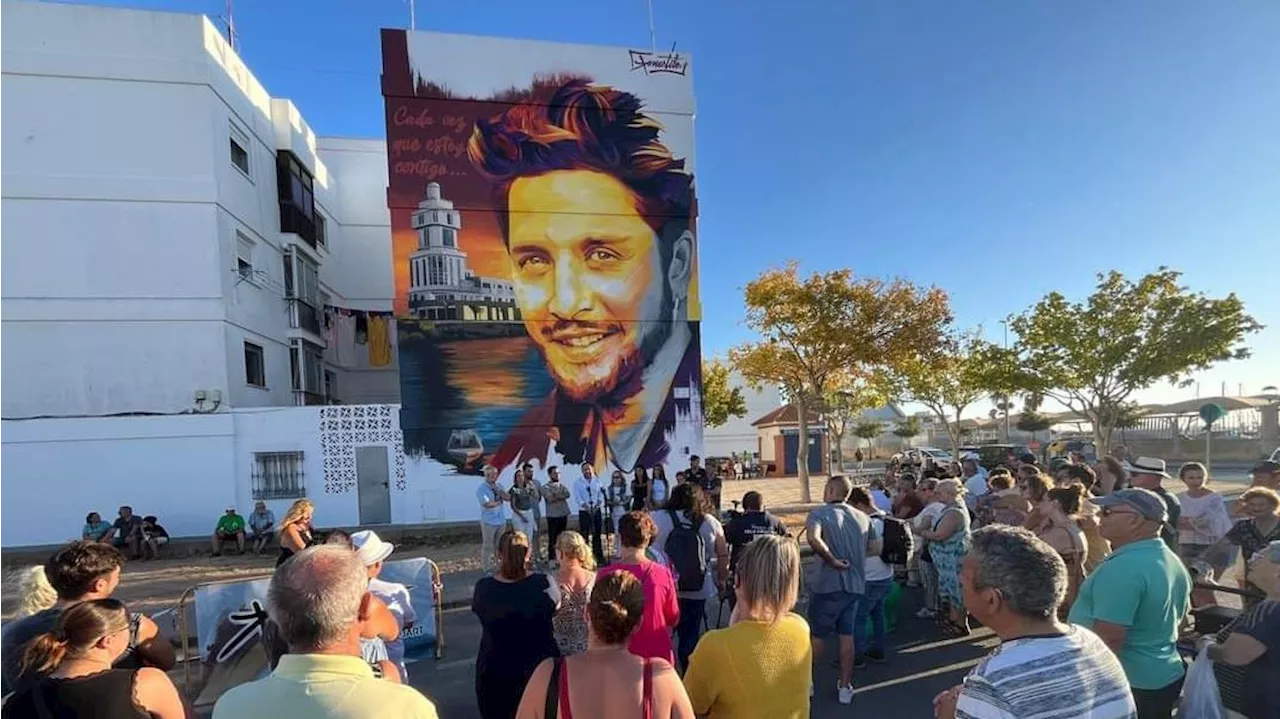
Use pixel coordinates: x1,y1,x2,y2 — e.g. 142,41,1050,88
961,455,989,511
573,463,605,564
848,487,896,666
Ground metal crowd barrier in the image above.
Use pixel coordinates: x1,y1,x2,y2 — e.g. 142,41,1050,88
173,557,445,705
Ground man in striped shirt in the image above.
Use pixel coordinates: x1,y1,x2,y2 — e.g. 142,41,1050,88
933,525,1136,719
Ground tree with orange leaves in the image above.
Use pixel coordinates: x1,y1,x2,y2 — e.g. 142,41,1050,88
729,263,951,503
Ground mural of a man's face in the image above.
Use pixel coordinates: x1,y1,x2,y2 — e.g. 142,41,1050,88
507,169,690,404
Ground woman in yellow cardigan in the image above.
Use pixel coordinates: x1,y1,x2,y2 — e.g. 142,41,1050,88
682,535,811,719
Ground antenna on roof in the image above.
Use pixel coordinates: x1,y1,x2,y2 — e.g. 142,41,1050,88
646,0,656,52
219,0,238,51
408,0,417,30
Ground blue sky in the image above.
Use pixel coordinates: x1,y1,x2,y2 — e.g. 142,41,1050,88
85,0,1280,406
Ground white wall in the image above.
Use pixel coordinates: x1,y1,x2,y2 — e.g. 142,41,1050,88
1,415,238,546
2,406,441,547
703,371,782,458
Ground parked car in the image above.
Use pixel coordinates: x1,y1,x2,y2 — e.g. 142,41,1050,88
902,447,953,471
958,444,1031,471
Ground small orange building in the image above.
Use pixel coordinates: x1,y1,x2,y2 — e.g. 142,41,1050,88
752,405,830,477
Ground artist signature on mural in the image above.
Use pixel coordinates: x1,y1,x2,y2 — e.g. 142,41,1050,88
629,49,688,76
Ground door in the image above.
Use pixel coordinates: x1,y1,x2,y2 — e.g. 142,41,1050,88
807,433,823,474
782,433,799,475
356,446,391,525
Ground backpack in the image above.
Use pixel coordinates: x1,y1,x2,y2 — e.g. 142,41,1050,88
879,515,914,565
664,509,708,593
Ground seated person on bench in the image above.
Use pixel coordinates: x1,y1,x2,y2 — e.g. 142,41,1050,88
212,507,247,556
248,501,276,555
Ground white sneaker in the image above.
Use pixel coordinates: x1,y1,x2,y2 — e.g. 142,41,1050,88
916,607,936,619
838,682,854,705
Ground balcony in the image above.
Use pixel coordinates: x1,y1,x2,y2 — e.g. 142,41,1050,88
288,298,322,337
279,201,317,249
293,390,327,407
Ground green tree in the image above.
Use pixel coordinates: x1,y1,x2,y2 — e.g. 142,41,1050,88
1109,402,1146,445
730,263,951,501
820,371,890,469
1015,410,1053,442
893,415,923,444
998,268,1261,452
897,332,995,458
701,359,748,429
853,419,885,457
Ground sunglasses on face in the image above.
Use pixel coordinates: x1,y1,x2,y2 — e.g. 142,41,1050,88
1100,506,1139,518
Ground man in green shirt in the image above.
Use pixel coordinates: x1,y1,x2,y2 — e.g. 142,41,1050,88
212,506,247,555
1069,488,1190,719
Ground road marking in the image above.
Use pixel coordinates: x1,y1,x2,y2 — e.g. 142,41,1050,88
895,628,996,654
853,657,985,694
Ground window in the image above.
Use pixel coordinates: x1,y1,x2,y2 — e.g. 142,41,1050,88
314,213,327,248
290,339,324,404
285,250,321,334
244,342,266,387
276,151,317,246
236,232,255,282
282,253,294,295
230,124,251,177
442,227,456,248
252,451,305,499
324,370,338,403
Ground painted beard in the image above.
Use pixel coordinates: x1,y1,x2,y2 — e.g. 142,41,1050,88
537,288,676,405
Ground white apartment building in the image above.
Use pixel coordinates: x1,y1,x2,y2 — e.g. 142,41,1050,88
1,0,397,420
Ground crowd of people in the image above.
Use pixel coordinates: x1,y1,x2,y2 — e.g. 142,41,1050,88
5,453,1278,718
879,452,1280,719
1,519,434,718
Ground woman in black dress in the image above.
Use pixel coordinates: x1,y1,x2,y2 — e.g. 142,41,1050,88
275,498,314,567
473,529,560,719
631,467,651,511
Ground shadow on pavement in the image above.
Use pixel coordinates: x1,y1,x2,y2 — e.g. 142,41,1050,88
409,575,994,718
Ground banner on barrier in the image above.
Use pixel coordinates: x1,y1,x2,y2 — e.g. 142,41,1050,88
191,558,438,704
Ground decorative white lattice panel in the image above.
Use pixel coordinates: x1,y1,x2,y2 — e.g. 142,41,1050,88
319,405,407,495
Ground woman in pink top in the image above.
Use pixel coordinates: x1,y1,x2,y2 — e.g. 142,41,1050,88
598,511,680,664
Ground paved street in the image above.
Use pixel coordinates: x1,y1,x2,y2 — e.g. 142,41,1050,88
407,572,997,718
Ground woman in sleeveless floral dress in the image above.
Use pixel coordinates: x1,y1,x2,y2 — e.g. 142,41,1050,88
552,531,596,655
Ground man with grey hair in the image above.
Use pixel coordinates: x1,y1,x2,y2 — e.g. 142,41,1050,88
1069,489,1189,719
213,546,438,719
806,475,881,705
932,525,1135,719
477,465,509,575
